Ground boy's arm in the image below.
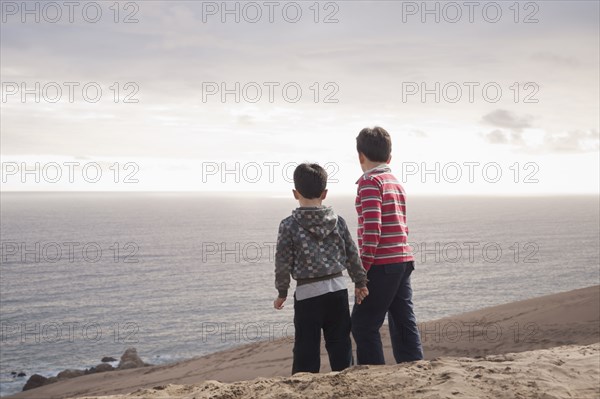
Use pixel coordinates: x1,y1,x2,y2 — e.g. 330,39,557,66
358,179,382,270
274,220,294,298
339,217,368,287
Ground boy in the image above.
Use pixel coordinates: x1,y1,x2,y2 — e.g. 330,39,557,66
274,163,369,374
351,126,424,365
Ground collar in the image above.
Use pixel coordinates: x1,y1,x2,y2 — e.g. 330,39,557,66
355,164,391,184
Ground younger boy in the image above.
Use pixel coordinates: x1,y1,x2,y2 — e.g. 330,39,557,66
274,163,369,374
351,126,424,365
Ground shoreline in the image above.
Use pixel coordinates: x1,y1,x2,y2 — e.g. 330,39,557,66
6,284,599,399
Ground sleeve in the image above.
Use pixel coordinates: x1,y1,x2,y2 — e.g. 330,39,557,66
274,220,294,298
358,178,382,270
338,217,368,288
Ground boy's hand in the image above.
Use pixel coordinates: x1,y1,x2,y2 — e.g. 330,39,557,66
355,287,369,304
274,296,286,310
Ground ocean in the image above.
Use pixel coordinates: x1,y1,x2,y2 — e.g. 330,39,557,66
0,193,598,396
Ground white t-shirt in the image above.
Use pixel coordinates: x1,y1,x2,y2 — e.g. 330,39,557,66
295,275,347,301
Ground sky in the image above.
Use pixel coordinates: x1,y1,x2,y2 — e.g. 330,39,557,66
0,0,599,195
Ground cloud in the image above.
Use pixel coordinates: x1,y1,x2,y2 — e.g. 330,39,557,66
409,129,428,138
531,52,580,67
542,130,600,153
481,110,599,153
482,109,534,132
482,128,599,154
237,114,255,126
483,129,509,144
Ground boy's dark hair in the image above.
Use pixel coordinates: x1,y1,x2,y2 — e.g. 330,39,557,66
356,126,392,162
293,163,327,199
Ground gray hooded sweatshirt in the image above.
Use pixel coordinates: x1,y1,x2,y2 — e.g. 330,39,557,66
275,206,368,298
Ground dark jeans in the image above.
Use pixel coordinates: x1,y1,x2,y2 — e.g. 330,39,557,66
351,261,424,365
292,289,352,374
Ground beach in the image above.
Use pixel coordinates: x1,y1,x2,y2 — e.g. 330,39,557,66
81,344,600,399
8,285,599,399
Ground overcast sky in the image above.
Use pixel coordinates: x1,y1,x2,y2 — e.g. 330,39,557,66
1,0,598,194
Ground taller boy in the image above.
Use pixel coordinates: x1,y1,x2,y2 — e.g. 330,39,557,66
351,126,424,365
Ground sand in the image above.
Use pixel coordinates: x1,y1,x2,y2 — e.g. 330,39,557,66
7,285,600,399
81,343,600,399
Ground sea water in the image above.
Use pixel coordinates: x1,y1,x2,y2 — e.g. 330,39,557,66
1,193,598,396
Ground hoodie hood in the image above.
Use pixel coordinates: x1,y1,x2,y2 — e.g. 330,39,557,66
292,206,338,240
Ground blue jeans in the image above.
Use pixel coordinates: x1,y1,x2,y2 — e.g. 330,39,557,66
292,289,352,374
351,261,424,365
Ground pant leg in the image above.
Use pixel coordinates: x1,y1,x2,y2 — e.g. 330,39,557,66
292,294,322,374
322,289,352,371
387,262,424,362
351,266,402,365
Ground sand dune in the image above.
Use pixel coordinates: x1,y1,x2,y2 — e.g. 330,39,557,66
80,343,600,399
8,285,600,399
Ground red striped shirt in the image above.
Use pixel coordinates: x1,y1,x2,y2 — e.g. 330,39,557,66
355,165,414,271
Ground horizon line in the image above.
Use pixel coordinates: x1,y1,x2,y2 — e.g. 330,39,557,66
1,191,599,198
